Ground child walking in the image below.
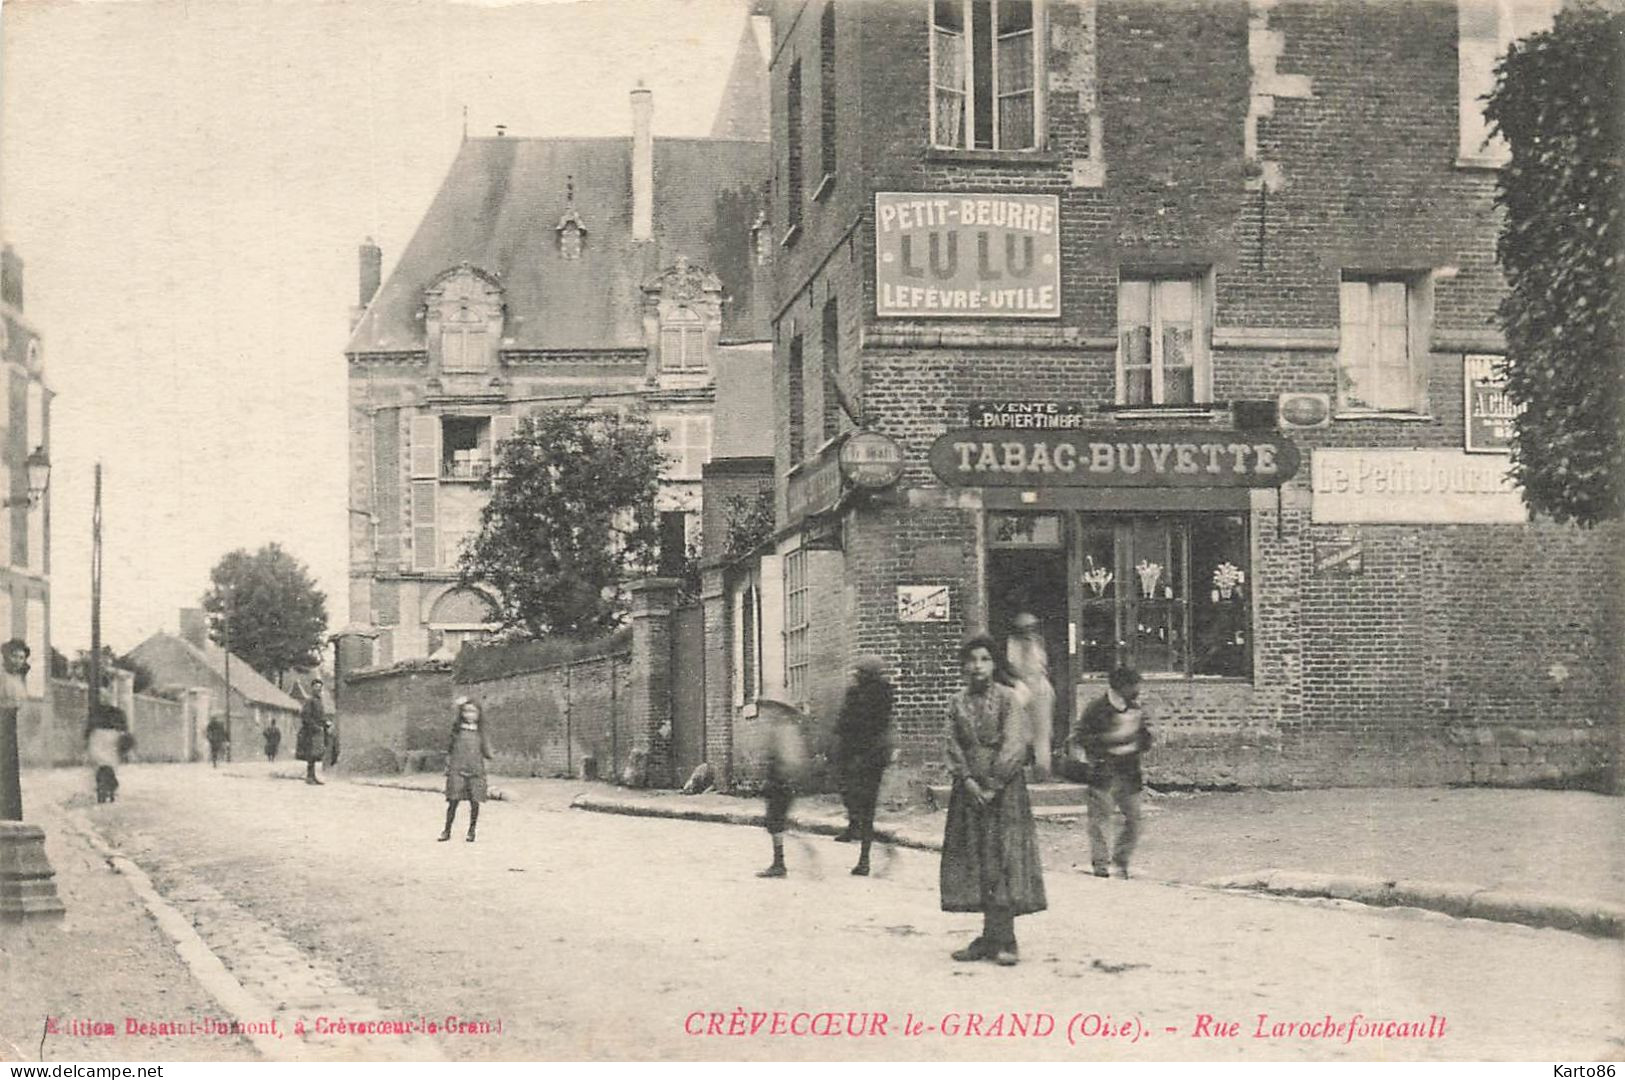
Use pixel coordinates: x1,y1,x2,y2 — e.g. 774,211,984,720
754,698,809,878
439,697,493,843
939,634,1046,966
1073,666,1152,878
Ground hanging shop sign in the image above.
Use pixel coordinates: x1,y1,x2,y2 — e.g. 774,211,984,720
968,401,1089,430
838,431,905,490
897,585,951,623
928,429,1300,487
786,452,845,523
1464,354,1518,454
1310,449,1525,523
875,193,1060,318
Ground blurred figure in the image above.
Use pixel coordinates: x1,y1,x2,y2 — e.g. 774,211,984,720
1006,612,1055,781
262,722,281,761
755,699,810,879
205,716,229,768
834,655,895,877
0,639,29,819
86,687,130,805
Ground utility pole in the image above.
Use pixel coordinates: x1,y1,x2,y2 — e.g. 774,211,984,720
87,463,101,726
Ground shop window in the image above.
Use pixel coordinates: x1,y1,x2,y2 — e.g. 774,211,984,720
930,0,1042,151
988,511,1062,547
1078,514,1251,679
1117,277,1210,407
659,307,708,373
784,549,809,704
1338,276,1429,415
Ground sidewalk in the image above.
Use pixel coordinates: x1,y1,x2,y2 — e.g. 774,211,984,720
228,760,1625,937
0,791,260,1062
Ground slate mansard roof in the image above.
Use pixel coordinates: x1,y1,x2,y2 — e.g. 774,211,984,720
345,135,771,356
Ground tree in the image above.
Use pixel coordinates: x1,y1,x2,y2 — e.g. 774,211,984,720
201,544,329,683
459,407,666,638
1485,4,1624,526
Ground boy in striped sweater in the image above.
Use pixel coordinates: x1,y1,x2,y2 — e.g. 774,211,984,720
1073,666,1152,879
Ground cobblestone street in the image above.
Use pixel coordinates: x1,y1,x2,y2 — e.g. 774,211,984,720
4,763,1619,1062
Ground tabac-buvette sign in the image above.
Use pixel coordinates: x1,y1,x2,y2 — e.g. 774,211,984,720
928,429,1301,487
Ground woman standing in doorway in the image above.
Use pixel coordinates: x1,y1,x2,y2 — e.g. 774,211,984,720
939,634,1046,966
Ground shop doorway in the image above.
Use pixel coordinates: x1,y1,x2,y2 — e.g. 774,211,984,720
985,512,1070,768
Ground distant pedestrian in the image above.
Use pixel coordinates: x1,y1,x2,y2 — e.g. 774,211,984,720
940,634,1046,966
439,697,492,843
755,698,809,879
205,716,229,768
1072,666,1153,879
86,692,130,805
0,639,29,820
833,655,895,877
1007,612,1056,781
295,681,328,785
262,723,281,761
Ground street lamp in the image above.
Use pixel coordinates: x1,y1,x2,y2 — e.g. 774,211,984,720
0,446,50,508
0,445,61,920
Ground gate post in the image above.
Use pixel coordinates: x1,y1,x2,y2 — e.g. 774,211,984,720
627,577,680,788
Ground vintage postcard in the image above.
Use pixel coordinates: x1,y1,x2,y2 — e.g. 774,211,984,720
0,0,1618,1068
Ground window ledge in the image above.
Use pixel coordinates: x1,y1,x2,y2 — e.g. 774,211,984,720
811,173,835,202
740,701,759,719
1334,411,1435,422
780,224,802,250
1455,155,1507,172
926,147,1062,167
1100,404,1227,420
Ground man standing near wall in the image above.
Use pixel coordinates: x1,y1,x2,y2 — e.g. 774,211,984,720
296,679,328,785
0,640,31,819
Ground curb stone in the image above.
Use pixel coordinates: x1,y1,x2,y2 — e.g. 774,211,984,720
568,795,1622,939
1201,869,1623,939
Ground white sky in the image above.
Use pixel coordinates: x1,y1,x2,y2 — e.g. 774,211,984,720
1,0,753,656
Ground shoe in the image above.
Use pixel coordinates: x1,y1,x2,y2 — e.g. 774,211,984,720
756,864,787,878
437,830,451,842
466,829,477,843
951,938,991,962
1113,863,1129,879
833,831,856,843
992,947,1020,967
1092,865,1110,878
850,861,870,876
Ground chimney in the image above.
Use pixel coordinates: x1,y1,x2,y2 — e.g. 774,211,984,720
358,237,382,309
179,608,208,650
0,245,22,311
631,85,654,242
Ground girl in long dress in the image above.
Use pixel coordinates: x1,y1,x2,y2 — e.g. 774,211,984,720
939,634,1046,966
439,697,493,842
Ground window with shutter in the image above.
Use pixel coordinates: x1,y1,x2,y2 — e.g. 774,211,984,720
1458,0,1558,165
1338,277,1427,414
1117,277,1209,407
412,480,438,570
929,0,1044,151
410,415,441,479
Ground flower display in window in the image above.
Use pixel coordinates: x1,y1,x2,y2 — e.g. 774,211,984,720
1135,559,1163,599
1082,555,1114,598
1212,562,1246,601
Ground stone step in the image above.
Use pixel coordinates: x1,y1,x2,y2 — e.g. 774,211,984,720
926,781,1090,810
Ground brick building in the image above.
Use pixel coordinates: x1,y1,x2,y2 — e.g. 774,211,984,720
0,245,54,761
344,17,773,666
709,0,1619,789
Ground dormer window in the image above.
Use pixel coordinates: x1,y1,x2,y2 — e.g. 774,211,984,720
556,207,587,261
660,307,707,373
425,263,503,374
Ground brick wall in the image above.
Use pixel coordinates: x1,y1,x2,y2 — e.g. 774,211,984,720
459,651,631,780
339,663,456,772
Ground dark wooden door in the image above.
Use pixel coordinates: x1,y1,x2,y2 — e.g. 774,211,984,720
670,604,706,783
